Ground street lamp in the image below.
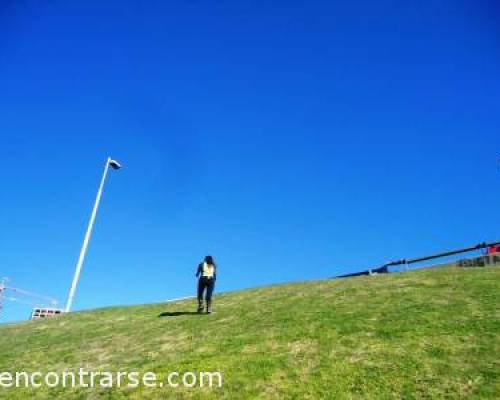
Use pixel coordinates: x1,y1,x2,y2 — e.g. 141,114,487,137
64,157,122,313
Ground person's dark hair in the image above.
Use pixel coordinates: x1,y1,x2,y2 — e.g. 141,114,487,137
204,255,215,265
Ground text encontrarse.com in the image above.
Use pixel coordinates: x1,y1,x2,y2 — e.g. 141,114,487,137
0,369,223,389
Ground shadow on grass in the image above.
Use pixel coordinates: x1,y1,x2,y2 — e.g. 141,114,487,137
158,311,201,317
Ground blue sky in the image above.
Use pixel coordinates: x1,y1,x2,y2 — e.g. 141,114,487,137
1,0,499,322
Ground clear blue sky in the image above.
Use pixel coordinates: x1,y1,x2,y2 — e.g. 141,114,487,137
1,0,499,323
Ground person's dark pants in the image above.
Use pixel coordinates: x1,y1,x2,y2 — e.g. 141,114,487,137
197,277,215,304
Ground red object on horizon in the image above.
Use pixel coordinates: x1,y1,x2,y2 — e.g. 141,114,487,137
486,245,500,255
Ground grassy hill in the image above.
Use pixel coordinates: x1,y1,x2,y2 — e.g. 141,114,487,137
0,266,499,399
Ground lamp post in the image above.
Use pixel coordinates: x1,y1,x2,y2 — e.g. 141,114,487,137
65,157,122,313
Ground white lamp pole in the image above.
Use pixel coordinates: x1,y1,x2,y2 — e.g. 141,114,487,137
65,157,122,313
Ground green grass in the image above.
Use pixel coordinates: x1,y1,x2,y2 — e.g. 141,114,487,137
0,266,499,399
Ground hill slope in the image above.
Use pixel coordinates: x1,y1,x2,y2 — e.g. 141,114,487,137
0,266,499,399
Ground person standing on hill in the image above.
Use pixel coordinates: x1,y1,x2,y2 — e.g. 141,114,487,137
196,255,217,314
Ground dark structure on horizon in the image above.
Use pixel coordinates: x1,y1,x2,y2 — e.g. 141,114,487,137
337,265,389,278
335,240,500,279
